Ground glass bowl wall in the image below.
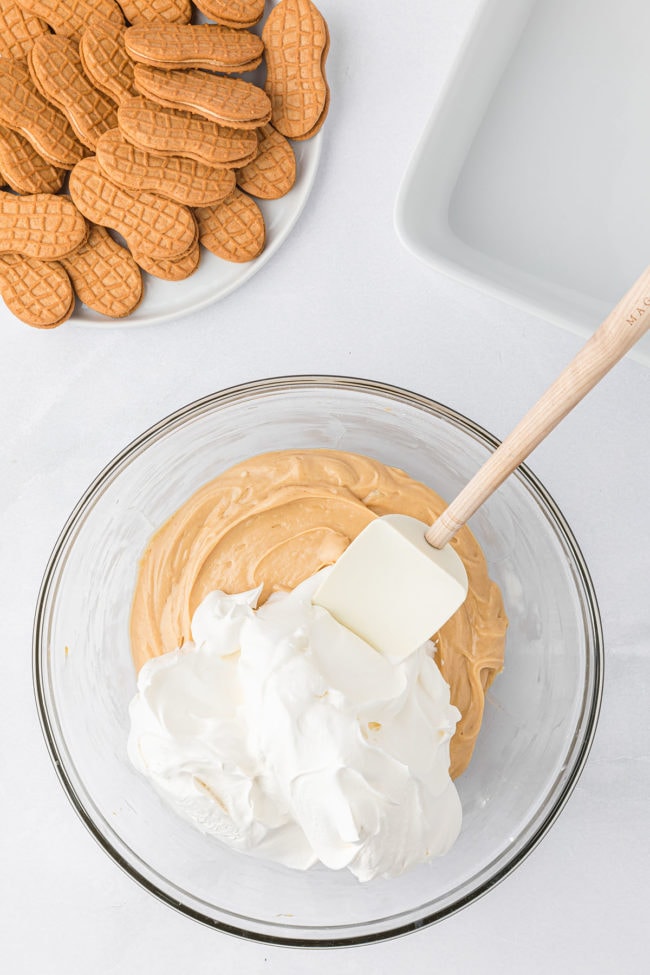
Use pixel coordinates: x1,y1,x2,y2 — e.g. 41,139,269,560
33,377,602,946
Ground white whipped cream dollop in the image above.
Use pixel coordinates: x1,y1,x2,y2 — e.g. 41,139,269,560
127,568,462,882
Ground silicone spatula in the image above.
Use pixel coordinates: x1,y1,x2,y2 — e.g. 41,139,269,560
313,264,650,660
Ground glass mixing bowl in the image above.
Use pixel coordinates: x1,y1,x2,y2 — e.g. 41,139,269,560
33,376,603,946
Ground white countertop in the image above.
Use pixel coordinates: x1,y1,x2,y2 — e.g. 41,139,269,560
2,2,649,972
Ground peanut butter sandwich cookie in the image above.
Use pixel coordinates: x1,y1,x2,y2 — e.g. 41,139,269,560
236,123,295,199
0,190,88,259
60,221,143,317
117,0,191,25
0,253,75,327
16,0,124,38
124,22,263,73
29,35,119,151
0,58,86,167
193,0,264,30
0,0,47,59
96,128,235,207
118,96,258,168
263,0,329,140
134,238,200,281
0,0,330,327
195,187,265,263
0,125,66,194
69,155,197,263
133,64,272,130
79,19,138,106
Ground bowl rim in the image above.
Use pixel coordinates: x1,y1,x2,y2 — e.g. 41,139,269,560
32,374,604,947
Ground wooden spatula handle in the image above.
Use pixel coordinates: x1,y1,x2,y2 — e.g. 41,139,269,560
426,264,650,549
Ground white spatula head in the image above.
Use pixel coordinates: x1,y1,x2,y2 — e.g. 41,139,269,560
312,514,469,661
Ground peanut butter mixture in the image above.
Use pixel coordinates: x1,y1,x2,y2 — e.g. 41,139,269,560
130,449,508,777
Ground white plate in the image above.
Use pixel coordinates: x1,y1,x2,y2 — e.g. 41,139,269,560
0,0,323,331
75,0,324,329
395,0,650,368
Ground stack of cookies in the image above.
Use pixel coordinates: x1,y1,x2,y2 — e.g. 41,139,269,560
0,0,330,328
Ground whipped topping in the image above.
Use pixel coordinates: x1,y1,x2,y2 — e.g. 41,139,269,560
127,568,462,881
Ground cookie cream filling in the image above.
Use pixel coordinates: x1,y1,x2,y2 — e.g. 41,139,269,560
128,568,462,882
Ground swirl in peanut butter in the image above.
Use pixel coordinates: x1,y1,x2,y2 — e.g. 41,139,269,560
130,450,508,777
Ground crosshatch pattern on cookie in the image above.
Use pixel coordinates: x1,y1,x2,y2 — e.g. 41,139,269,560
118,96,258,167
79,21,138,106
195,187,265,263
236,123,295,199
69,155,198,261
16,0,124,37
263,0,329,139
124,22,263,72
96,128,235,207
29,34,118,150
133,237,200,280
0,58,86,167
0,252,75,327
0,124,65,194
133,64,272,129
117,0,191,25
193,0,264,29
60,222,143,317
0,0,48,59
0,190,88,258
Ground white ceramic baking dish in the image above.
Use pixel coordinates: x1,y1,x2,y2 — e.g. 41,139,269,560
395,0,650,368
